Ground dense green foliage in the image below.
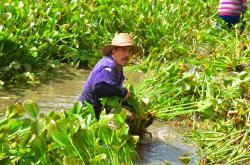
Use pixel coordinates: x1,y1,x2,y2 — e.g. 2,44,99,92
0,100,138,164
1,0,250,164
1,0,249,85
135,61,249,164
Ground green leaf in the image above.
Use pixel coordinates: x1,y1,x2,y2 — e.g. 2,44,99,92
22,100,39,118
21,118,33,129
6,104,25,119
19,132,32,147
86,102,95,119
165,63,176,73
47,110,56,117
238,71,248,80
101,96,121,107
178,156,191,164
182,83,191,91
31,119,46,135
72,128,96,160
88,154,107,164
31,135,48,157
85,114,92,128
113,114,125,125
69,101,83,115
127,135,139,148
128,84,135,95
223,77,233,86
0,132,7,143
63,156,82,165
9,119,22,134
55,119,68,135
0,118,8,127
97,114,114,143
51,131,71,147
198,100,215,118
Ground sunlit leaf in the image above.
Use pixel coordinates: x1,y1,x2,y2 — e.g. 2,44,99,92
86,102,95,118
55,119,69,135
72,128,96,159
51,131,71,147
97,114,114,143
0,132,7,143
22,100,39,118
6,104,25,119
9,119,22,134
85,114,92,128
127,135,139,148
178,156,191,164
182,83,191,91
31,119,46,135
198,100,215,118
88,154,107,164
0,80,4,86
69,101,83,115
238,71,248,80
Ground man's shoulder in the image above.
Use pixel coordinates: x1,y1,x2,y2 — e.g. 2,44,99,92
97,56,116,68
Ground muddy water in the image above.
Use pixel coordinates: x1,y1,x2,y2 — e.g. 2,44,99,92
136,120,198,165
0,67,198,164
0,67,89,113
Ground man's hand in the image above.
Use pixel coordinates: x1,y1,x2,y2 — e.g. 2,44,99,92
125,110,137,121
123,91,131,100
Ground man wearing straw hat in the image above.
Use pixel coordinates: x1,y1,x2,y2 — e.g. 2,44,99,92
78,33,142,119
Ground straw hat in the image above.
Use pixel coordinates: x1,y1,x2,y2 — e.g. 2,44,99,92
102,33,142,56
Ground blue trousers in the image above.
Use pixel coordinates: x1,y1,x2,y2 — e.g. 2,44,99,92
219,15,240,28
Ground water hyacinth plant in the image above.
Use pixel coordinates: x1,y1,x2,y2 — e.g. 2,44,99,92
0,100,138,164
101,84,154,138
1,0,250,164
136,60,250,164
1,0,249,85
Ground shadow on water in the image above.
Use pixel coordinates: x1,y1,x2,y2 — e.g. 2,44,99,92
0,66,198,164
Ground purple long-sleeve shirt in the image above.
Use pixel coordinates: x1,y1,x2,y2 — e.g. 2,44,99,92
78,55,128,117
219,0,247,16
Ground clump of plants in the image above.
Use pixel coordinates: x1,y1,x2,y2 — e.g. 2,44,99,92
138,60,250,164
101,84,155,138
0,100,138,164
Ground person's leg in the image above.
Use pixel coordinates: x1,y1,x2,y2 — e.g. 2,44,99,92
219,15,240,29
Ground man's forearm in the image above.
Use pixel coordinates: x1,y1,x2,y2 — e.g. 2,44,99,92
93,82,128,98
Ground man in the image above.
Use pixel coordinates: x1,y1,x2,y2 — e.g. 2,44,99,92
78,33,142,119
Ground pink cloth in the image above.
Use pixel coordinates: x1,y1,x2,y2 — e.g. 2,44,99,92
218,0,247,16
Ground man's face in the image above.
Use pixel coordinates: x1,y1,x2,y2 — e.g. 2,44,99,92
112,46,133,67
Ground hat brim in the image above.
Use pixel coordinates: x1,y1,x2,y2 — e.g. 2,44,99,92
102,44,142,56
